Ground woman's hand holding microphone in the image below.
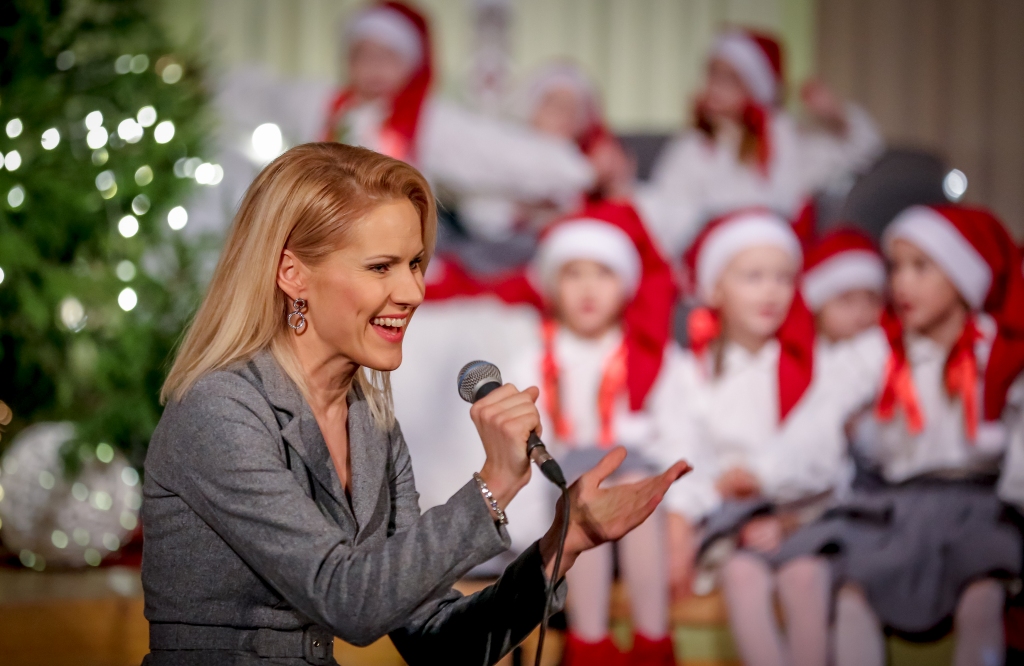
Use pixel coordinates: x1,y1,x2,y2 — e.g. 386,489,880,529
469,383,691,580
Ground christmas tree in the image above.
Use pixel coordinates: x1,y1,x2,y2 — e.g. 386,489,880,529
0,0,214,468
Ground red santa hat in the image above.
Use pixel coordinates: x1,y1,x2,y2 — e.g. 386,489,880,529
881,204,1024,423
801,229,886,312
683,209,814,421
528,201,677,410
531,220,642,297
323,2,432,161
687,208,803,301
710,29,784,107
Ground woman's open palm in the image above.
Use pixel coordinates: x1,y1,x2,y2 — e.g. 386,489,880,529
542,447,690,577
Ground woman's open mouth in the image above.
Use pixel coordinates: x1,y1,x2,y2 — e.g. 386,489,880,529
371,315,408,343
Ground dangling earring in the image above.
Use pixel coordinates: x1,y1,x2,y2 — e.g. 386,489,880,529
287,298,307,331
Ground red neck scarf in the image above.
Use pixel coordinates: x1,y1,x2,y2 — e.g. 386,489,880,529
686,293,815,422
875,310,982,441
541,320,628,448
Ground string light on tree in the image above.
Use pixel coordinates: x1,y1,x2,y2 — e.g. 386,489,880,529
7,185,25,208
4,150,21,171
115,260,136,282
6,118,23,138
117,118,143,143
167,205,188,230
131,194,150,215
118,215,139,238
40,128,60,149
153,120,174,144
134,165,153,185
118,288,138,311
136,105,157,127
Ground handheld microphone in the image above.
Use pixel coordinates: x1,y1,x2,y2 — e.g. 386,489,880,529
457,360,567,489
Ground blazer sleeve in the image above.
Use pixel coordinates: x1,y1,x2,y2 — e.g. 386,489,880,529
154,373,512,646
387,421,568,666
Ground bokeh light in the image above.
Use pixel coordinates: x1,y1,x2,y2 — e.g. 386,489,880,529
167,206,188,230
117,288,138,311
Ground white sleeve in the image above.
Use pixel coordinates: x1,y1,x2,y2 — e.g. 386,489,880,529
997,377,1024,511
795,103,885,193
652,349,723,521
418,99,595,203
633,135,706,257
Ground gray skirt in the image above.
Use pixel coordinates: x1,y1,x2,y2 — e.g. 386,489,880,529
774,477,1022,636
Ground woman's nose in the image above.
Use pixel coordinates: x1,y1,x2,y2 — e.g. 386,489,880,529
392,266,425,308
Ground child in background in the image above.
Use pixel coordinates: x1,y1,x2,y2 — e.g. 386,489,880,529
802,229,886,343
504,201,678,666
636,30,883,256
662,210,870,666
324,2,594,218
459,61,634,242
776,205,1024,666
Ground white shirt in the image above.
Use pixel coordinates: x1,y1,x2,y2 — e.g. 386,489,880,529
660,329,889,521
635,106,884,256
498,325,684,551
338,97,595,234
505,325,682,458
850,317,1024,492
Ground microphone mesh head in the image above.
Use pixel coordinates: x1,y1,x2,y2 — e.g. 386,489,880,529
457,360,502,403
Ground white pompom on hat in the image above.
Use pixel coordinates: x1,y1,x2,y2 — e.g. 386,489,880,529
347,5,424,68
531,218,642,297
690,209,803,302
710,30,784,106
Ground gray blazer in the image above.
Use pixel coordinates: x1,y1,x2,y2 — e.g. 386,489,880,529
142,350,564,666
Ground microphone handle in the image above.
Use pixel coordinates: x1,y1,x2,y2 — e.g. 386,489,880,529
528,431,567,488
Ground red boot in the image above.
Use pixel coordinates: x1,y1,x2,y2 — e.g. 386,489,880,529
630,633,676,666
562,633,625,666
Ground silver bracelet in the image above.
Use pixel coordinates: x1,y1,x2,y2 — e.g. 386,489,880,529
473,472,508,525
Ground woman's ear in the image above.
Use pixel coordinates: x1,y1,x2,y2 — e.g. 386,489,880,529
277,249,308,301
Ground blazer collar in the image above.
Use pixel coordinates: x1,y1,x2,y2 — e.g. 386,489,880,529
249,350,388,534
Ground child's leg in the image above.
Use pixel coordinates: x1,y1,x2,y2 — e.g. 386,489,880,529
776,556,830,666
721,551,788,666
565,541,614,641
953,578,1005,666
834,583,884,666
619,509,670,639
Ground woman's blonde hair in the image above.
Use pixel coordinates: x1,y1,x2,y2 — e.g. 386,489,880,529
161,142,437,429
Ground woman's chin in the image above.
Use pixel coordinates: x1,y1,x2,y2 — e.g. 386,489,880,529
360,350,403,373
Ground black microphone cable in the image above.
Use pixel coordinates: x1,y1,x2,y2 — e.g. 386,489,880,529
536,479,568,666
456,360,570,666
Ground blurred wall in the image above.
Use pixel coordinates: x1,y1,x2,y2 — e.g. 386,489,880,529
816,0,1024,234
162,0,815,132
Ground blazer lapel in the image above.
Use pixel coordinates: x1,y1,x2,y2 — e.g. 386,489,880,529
251,351,350,511
347,391,388,539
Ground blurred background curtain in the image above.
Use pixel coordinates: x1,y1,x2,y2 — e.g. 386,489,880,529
160,0,816,131
816,0,1024,235
161,0,1023,233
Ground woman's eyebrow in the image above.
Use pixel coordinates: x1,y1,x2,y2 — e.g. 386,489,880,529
364,254,402,264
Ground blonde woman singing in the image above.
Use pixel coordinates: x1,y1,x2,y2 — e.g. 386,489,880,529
142,143,690,666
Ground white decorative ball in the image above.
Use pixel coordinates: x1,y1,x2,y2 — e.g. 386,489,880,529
0,423,141,569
